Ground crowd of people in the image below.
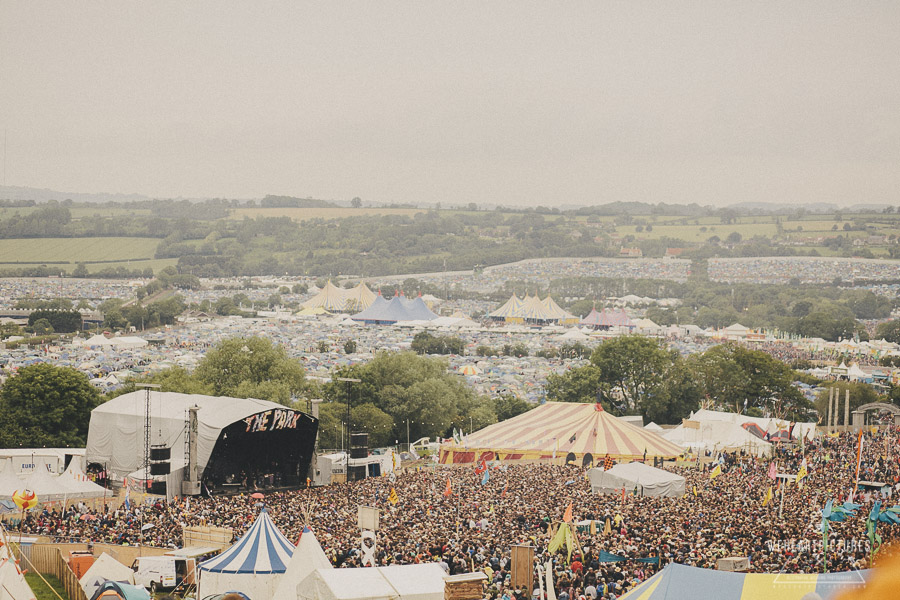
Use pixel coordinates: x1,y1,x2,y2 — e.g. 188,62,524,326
7,427,900,599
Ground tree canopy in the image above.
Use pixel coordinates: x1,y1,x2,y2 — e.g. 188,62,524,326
0,364,101,447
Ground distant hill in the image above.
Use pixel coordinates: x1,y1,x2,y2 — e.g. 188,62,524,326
0,185,153,203
260,195,338,208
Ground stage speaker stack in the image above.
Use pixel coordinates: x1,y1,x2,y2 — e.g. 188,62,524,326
149,445,171,476
348,433,369,481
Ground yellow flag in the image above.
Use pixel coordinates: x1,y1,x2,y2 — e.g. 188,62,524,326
602,518,611,536
795,459,808,488
388,487,398,505
762,486,773,507
692,486,698,497
710,464,722,480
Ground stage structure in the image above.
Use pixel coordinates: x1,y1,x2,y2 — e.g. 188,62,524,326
86,391,318,498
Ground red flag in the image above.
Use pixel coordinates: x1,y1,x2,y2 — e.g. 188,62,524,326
474,459,487,475
563,503,573,523
501,482,508,498
443,478,452,497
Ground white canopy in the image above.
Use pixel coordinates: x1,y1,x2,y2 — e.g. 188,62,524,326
273,527,333,598
690,409,816,442
296,564,446,600
23,467,78,502
80,553,136,597
60,456,107,499
589,462,685,497
0,460,22,500
663,419,772,457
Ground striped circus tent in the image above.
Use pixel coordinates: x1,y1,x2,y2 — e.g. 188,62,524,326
488,294,577,324
487,294,526,320
620,563,869,600
301,281,377,313
439,402,683,465
198,508,294,599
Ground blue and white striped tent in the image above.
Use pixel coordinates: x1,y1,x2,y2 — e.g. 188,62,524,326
198,508,295,599
620,563,870,600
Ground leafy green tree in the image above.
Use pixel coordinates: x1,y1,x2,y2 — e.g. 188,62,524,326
106,367,214,400
492,394,535,421
875,320,900,344
590,336,676,414
546,365,605,405
194,337,307,406
324,352,477,442
687,344,808,418
349,403,394,447
28,309,81,333
410,331,465,355
343,339,358,354
30,318,54,335
0,364,100,447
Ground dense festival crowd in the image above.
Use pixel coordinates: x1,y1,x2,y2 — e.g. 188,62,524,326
8,428,900,599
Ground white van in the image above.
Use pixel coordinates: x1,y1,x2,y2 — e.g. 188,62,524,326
131,556,195,594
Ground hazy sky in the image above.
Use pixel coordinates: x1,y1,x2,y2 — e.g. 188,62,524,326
1,2,899,207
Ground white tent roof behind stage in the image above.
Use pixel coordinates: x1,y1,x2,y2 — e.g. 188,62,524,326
689,409,816,442
296,564,447,600
0,460,23,499
589,462,686,497
86,391,315,488
662,420,772,457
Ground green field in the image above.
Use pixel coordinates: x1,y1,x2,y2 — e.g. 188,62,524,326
0,237,159,263
25,572,68,600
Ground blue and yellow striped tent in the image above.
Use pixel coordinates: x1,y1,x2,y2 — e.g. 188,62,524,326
621,564,870,600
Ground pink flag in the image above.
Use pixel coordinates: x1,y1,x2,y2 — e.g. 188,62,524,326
767,462,777,480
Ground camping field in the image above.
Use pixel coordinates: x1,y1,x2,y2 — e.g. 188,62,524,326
0,237,160,264
228,206,424,222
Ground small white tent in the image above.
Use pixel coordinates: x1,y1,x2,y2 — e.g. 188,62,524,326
273,526,333,598
0,460,23,500
296,564,446,600
0,524,37,600
80,553,136,597
589,462,685,498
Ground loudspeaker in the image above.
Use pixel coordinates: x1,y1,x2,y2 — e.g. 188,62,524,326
150,447,171,461
150,462,170,475
149,481,167,495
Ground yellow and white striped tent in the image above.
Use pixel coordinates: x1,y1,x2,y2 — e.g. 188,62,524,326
301,281,376,313
487,294,577,325
440,402,682,465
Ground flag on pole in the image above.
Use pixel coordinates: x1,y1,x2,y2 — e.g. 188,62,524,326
692,486,698,497
762,486,773,507
603,454,614,471
563,503,573,523
474,458,487,475
501,481,508,498
795,458,808,488
768,462,777,480
710,464,722,480
481,470,490,485
388,487,398,505
443,478,452,497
